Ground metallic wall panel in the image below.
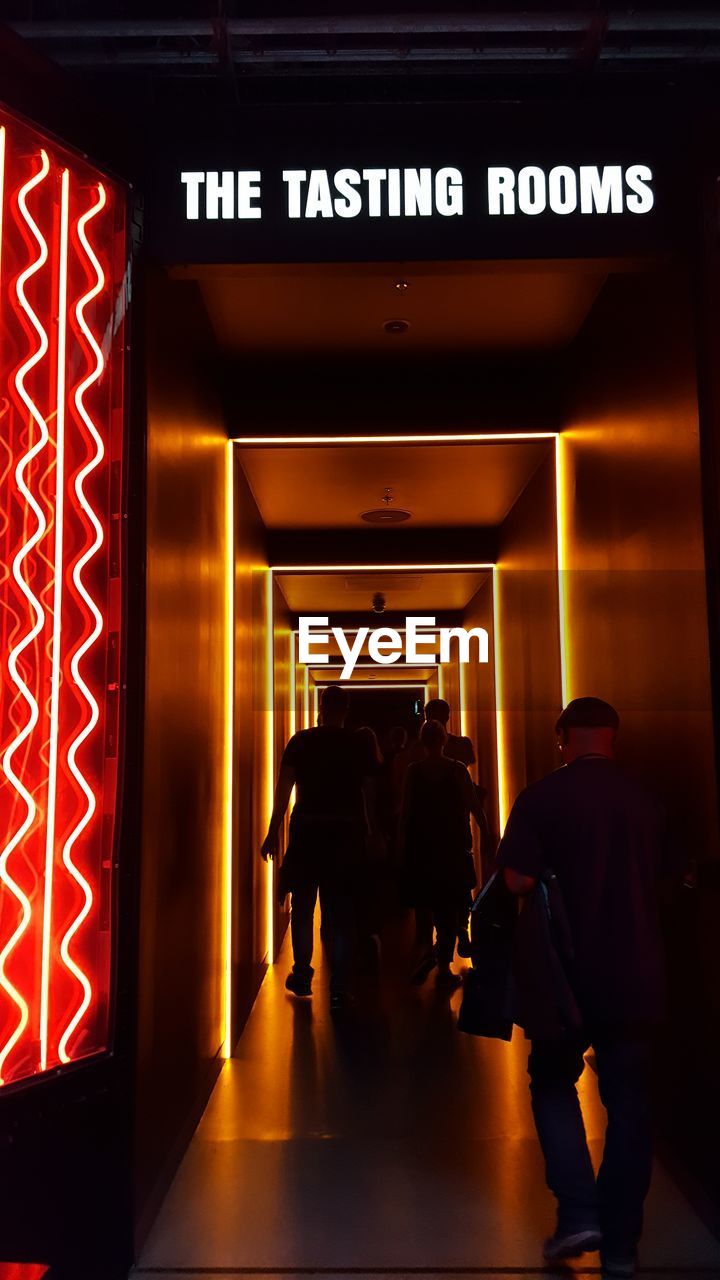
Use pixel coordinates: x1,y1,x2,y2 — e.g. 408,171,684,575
231,460,268,1035
496,450,563,813
135,273,227,1233
562,273,719,865
462,577,500,870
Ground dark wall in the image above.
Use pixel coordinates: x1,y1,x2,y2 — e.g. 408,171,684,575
134,272,228,1244
561,270,720,1206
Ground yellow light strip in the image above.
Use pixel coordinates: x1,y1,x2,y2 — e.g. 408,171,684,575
40,167,69,1071
234,432,557,445
437,664,445,699
265,570,275,963
222,442,234,1058
272,562,494,572
458,655,468,740
554,434,570,705
492,566,509,833
289,630,296,739
303,664,310,729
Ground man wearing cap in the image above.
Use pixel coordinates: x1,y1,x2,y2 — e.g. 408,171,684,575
497,697,667,1279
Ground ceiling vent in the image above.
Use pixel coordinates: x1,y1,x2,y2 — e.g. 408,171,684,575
344,575,423,592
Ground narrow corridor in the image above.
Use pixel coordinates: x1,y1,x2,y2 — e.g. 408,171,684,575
135,926,720,1278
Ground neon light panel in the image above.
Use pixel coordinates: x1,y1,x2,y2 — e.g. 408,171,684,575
0,111,126,1086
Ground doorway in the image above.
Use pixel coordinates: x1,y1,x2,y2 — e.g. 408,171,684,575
133,258,720,1268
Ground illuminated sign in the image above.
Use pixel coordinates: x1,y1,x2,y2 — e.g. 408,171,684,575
299,616,488,680
0,109,127,1087
180,162,653,222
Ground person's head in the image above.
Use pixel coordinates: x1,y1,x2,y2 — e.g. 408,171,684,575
420,717,447,757
389,725,408,751
424,698,450,727
355,725,383,766
555,697,619,764
319,683,350,728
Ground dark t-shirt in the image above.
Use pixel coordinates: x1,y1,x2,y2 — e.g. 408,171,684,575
444,732,476,768
497,757,667,1025
282,726,369,821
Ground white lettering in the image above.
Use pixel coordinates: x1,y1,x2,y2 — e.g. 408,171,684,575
488,167,516,215
363,168,387,217
181,171,205,219
579,165,623,214
518,166,547,215
334,625,369,680
298,616,330,665
625,164,654,214
548,165,577,215
334,168,363,218
368,628,403,665
206,171,235,219
305,169,334,218
406,616,438,664
439,627,489,664
404,167,433,217
237,171,262,219
283,169,307,218
435,166,463,216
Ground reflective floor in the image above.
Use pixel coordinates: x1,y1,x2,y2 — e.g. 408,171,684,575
134,921,720,1278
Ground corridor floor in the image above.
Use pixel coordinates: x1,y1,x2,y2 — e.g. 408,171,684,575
134,923,720,1279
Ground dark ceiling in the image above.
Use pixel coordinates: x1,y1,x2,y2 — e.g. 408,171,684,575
4,4,720,102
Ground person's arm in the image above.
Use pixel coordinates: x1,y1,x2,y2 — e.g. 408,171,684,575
496,787,542,895
261,762,296,860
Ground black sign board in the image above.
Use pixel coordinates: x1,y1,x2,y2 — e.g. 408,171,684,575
144,102,690,265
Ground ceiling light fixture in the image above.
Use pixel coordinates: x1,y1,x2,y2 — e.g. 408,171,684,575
361,485,412,525
383,318,409,335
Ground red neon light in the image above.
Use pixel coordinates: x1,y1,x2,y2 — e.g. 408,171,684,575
0,112,126,1086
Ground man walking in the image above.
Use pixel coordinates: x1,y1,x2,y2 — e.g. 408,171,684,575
498,697,668,1278
261,684,377,1012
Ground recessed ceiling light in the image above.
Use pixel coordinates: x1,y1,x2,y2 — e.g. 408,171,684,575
383,318,410,335
360,508,412,524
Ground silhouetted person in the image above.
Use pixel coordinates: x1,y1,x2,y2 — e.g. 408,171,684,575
402,719,478,989
498,697,668,1277
412,699,479,960
262,684,378,1012
422,697,476,766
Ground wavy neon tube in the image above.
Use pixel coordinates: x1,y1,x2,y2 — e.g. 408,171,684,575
39,168,70,1071
57,185,107,1063
0,149,51,1084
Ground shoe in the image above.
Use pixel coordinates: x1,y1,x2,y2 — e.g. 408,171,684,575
285,971,312,997
601,1252,636,1277
410,948,437,985
435,968,463,990
456,932,472,959
543,1228,602,1260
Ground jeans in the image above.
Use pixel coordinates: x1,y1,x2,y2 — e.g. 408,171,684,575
528,1029,653,1253
291,882,354,995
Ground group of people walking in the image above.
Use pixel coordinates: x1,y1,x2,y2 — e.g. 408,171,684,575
261,688,484,1001
261,685,671,1279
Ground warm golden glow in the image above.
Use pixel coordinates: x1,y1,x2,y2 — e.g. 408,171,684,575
234,432,557,445
437,665,445,700
265,570,275,963
272,562,494,572
458,656,468,740
303,664,310,730
492,566,509,833
222,442,234,1058
555,433,570,705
